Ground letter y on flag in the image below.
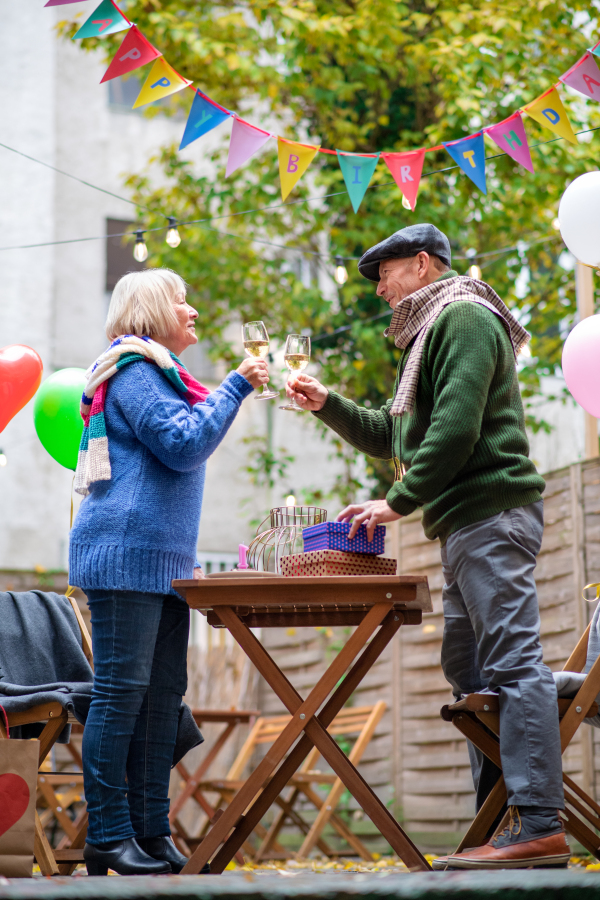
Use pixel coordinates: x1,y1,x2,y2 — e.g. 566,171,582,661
381,149,425,210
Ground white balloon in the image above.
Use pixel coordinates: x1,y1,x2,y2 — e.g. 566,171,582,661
558,171,600,267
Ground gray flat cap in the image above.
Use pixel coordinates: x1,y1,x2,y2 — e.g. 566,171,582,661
358,223,452,282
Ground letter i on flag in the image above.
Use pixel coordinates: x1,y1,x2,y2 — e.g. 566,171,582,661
133,57,191,108
100,26,161,83
73,0,130,39
381,149,425,210
443,133,487,194
278,139,320,200
336,152,379,213
560,52,600,101
485,112,534,173
180,92,231,150
522,86,578,145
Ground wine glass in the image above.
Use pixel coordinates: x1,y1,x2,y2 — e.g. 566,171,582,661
280,334,311,411
242,321,279,400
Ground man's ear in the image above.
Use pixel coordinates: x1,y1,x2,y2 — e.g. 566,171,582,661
418,251,430,278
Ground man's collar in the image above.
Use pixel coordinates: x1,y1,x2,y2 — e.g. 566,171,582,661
435,269,459,282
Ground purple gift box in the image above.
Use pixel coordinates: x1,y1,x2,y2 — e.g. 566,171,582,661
302,521,386,556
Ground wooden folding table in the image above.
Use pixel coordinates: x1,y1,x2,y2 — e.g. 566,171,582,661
173,574,433,874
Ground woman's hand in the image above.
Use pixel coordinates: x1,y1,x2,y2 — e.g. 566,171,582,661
286,373,328,411
193,567,206,580
237,358,269,389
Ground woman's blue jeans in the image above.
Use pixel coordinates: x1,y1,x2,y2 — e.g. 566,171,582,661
83,589,189,845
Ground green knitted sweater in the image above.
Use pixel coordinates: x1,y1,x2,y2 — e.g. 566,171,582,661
314,276,545,545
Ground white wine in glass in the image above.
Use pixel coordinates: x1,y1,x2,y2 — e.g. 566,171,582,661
242,321,279,400
280,334,311,411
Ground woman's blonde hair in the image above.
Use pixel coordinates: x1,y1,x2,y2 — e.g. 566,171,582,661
105,268,188,340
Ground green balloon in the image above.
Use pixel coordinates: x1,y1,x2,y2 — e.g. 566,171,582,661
33,368,86,470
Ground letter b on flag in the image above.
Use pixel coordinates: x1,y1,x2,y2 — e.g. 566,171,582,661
287,154,299,173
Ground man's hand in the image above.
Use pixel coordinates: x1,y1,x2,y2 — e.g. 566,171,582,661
193,567,206,580
337,499,402,541
237,357,269,389
285,373,328,411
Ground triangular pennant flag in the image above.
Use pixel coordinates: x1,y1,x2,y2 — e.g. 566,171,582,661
132,57,191,109
226,119,271,176
46,0,90,5
560,52,600,101
100,25,161,83
180,92,230,151
443,133,487,194
381,149,426,210
278,139,320,200
336,152,379,213
485,112,534,173
73,0,129,39
522,86,578,145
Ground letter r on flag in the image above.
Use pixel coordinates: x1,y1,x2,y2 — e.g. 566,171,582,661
287,154,299,173
400,165,413,183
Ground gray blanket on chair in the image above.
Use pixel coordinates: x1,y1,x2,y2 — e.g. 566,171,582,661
0,591,203,762
553,599,600,727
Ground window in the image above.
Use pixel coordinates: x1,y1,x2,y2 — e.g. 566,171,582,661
108,76,143,111
106,218,145,292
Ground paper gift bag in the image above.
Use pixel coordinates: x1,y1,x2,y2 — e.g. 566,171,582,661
0,737,38,877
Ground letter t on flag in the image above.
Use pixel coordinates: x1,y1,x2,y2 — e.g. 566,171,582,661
277,139,320,200
336,152,379,213
381,149,426,210
443,133,487,194
100,26,161,83
485,112,534,173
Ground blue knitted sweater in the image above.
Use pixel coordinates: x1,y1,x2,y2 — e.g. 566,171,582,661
69,360,253,594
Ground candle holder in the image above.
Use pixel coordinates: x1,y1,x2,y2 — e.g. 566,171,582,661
247,506,327,574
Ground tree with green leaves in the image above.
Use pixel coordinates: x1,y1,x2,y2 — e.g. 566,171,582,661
60,0,600,499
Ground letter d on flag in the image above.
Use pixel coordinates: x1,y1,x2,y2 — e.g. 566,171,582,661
381,149,426,210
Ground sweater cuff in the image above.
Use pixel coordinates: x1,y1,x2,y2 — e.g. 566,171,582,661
386,481,419,517
221,370,255,400
311,390,346,426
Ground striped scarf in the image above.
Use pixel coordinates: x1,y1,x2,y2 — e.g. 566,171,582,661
385,275,530,417
74,335,210,496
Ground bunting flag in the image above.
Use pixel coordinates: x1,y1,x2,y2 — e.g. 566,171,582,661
522,86,578,145
278,139,320,200
381,149,426,210
132,57,191,108
336,152,379,213
560,52,600,101
485,112,534,173
73,0,129,39
46,0,90,5
180,91,230,150
100,25,161,83
226,119,271,177
443,133,487,194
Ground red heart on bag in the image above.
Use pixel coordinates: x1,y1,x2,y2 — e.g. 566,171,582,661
0,774,30,836
0,345,43,433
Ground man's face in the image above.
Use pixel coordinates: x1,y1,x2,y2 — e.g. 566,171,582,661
376,253,432,309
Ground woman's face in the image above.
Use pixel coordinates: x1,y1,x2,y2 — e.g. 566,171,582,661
155,293,198,357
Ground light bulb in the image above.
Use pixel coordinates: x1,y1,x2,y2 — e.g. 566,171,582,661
133,230,148,263
468,264,482,280
519,344,532,358
0,452,6,468
334,257,348,285
402,194,413,210
285,494,296,507
166,217,181,248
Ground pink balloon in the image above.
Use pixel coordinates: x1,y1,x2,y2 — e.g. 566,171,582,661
562,314,600,416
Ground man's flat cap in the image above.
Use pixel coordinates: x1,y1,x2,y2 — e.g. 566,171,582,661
358,223,452,282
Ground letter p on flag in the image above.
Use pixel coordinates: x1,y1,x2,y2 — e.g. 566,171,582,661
101,25,161,83
133,57,191,109
382,149,425,210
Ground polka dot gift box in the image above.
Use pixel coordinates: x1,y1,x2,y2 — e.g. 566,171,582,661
302,521,385,556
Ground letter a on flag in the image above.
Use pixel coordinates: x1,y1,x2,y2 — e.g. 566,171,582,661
485,112,534,173
522,86,577,145
278,139,320,200
180,92,230,150
381,149,426,210
101,26,161,83
560,52,600,101
443,133,487,194
226,119,271,177
73,0,129,39
336,152,379,213
133,57,191,109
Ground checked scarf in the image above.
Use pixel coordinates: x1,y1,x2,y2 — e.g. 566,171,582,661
74,335,210,496
385,275,530,417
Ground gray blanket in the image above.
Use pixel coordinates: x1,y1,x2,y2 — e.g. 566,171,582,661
553,599,600,727
0,591,202,762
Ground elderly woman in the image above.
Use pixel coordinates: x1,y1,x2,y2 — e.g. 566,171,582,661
70,268,268,876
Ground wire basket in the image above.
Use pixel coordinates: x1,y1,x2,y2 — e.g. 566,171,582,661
247,506,327,573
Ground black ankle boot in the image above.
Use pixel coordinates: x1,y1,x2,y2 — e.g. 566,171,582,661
83,838,172,876
137,835,210,875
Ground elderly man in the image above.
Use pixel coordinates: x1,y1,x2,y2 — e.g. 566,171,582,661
286,223,569,869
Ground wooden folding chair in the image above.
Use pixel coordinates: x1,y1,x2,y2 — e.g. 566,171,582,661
0,595,92,876
441,618,600,858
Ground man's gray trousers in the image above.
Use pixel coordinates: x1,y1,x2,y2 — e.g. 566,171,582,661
440,500,564,810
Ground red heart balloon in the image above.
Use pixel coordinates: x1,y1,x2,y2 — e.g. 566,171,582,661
0,345,43,433
0,773,30,837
